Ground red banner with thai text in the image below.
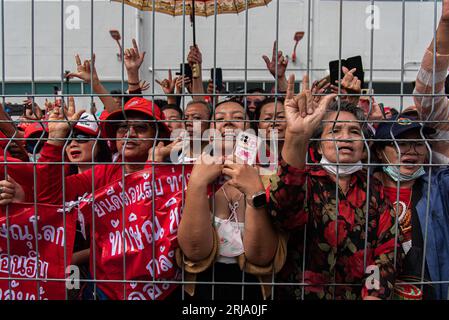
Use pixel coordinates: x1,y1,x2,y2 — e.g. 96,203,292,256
0,203,76,300
79,164,193,300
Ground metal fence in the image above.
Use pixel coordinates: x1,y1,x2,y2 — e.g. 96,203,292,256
0,0,448,301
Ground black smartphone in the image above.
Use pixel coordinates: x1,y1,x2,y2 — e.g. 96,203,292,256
177,63,193,80
329,55,365,89
378,102,387,119
345,55,365,89
210,68,223,91
329,59,343,86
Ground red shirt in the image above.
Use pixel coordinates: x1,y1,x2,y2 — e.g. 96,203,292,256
269,162,401,300
0,153,37,203
384,186,413,242
36,142,157,204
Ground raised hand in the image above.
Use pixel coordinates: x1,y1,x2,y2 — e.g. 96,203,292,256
22,98,43,120
311,76,331,104
189,153,224,186
330,67,361,105
66,54,98,83
443,0,449,21
262,41,288,79
0,177,25,205
47,96,85,143
207,79,224,94
331,67,361,93
187,45,202,66
222,156,263,197
284,74,336,139
139,80,150,92
175,75,192,94
124,39,146,73
148,138,183,162
155,69,177,95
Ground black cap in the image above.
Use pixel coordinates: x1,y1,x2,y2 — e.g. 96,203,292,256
374,114,435,141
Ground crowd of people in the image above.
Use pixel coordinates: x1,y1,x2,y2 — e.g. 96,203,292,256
1,2,449,301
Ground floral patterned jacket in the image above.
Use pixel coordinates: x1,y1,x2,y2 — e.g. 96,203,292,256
268,162,402,300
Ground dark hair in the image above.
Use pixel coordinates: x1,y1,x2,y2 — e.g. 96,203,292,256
246,87,266,94
110,89,122,96
227,88,267,106
68,135,112,175
153,99,169,109
161,104,183,118
186,100,212,120
254,97,285,122
308,100,369,163
313,100,366,139
26,132,49,154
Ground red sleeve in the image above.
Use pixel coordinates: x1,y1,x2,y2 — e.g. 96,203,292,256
268,161,309,230
0,154,35,202
36,142,95,204
361,186,402,300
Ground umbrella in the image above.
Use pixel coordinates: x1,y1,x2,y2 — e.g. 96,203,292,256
113,0,272,45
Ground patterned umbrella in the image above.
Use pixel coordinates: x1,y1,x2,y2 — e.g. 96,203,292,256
113,0,272,17
112,0,272,44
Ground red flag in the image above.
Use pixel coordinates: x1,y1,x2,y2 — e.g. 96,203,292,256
79,164,193,300
0,203,76,300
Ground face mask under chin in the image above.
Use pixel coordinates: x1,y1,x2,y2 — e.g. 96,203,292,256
381,151,426,182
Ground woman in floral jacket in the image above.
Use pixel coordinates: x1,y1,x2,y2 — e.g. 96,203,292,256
269,74,402,300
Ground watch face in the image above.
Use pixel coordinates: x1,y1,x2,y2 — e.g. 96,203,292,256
253,193,267,208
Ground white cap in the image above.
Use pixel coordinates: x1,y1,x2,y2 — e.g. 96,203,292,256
74,112,99,136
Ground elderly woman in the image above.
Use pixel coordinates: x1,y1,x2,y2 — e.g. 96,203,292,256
177,99,286,300
372,112,449,300
269,75,401,300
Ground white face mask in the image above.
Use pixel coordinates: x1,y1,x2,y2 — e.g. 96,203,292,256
320,154,363,176
381,151,425,182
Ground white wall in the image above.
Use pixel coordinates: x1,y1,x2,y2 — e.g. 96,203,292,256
0,0,445,110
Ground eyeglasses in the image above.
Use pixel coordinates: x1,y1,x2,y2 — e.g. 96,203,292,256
116,122,153,135
71,133,92,144
386,141,427,153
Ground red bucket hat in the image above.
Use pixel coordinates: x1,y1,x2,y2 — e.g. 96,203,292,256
103,97,170,139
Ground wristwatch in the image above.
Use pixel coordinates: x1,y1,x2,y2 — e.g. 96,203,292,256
246,190,267,209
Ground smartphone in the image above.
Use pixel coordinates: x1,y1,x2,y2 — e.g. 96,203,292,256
378,103,387,119
210,68,223,91
329,55,365,89
177,63,193,80
346,56,365,89
234,131,262,165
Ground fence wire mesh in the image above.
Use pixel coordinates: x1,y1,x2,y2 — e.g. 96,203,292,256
0,0,448,301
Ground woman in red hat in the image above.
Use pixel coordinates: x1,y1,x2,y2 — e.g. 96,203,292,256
66,111,111,175
35,96,170,203
28,96,182,300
